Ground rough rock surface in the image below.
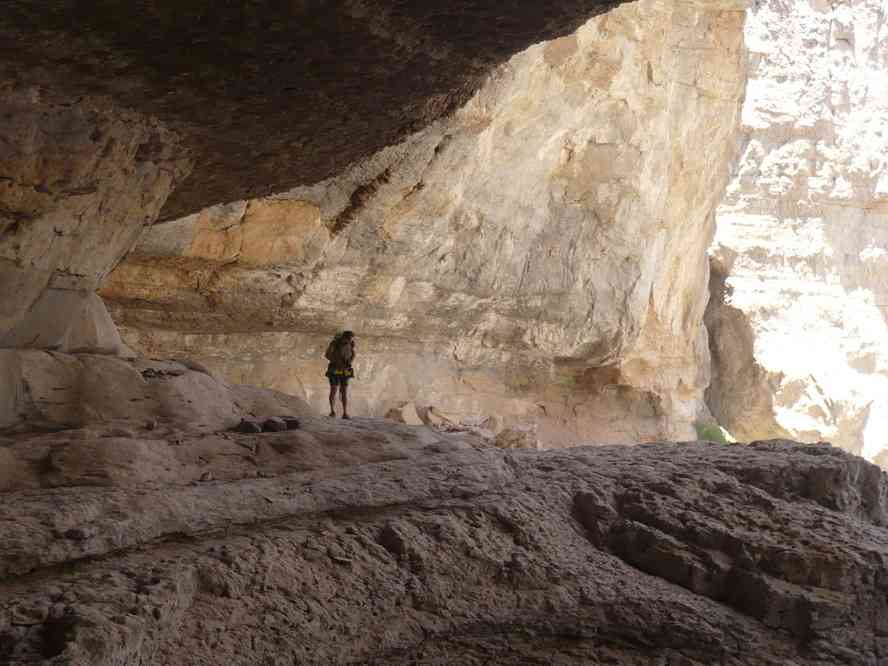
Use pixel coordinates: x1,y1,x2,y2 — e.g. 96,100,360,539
0,87,191,353
0,351,313,436
104,0,748,447
1,1,637,357
708,0,888,462
1,430,886,664
0,1,627,221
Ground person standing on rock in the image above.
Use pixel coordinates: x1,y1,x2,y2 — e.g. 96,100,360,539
325,330,356,419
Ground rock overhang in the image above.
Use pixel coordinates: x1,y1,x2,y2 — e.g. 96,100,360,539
0,0,626,221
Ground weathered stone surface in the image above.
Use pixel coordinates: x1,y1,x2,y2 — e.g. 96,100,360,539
0,434,886,664
708,0,888,463
385,402,424,426
0,290,133,356
261,416,288,433
0,1,628,222
105,0,748,447
494,424,541,451
0,351,313,434
0,86,191,352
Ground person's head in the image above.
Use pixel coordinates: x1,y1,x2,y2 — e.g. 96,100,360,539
342,330,354,340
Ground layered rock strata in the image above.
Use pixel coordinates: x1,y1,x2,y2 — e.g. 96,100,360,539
105,0,748,446
708,0,888,462
3,1,637,360
1,431,886,664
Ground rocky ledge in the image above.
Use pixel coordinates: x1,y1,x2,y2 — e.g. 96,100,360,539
1,410,886,664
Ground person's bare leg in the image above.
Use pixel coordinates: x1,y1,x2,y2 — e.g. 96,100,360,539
340,383,349,419
328,384,337,417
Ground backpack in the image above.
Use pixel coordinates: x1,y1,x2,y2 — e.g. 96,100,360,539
325,334,353,367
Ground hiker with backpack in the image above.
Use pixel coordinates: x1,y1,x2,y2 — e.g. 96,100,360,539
325,330,356,419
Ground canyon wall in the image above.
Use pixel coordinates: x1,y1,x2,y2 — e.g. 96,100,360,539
1,0,630,433
708,0,888,462
105,0,748,447
0,87,190,355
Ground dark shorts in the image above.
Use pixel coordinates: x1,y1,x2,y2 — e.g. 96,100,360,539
327,367,353,386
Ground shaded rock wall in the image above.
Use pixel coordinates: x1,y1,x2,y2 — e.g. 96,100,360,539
105,0,748,446
708,0,888,461
2,1,635,361
0,0,626,221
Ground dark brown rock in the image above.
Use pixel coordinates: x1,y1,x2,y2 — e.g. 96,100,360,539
261,417,287,433
233,419,262,434
0,435,886,664
281,417,301,431
0,1,624,220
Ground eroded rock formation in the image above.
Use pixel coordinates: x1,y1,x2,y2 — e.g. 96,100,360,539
708,0,888,462
1,0,634,435
0,1,625,221
104,0,748,446
0,87,191,355
2,428,887,664
4,1,888,665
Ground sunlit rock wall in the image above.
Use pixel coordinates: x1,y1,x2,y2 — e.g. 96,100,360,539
708,0,888,462
106,0,747,446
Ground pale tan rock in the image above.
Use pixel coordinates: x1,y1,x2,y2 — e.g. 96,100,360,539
384,402,423,426
0,86,190,351
107,0,748,447
46,438,180,488
0,289,133,355
493,424,541,451
163,199,329,267
708,0,888,464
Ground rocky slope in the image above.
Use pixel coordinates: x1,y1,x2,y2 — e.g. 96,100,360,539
2,418,887,664
708,0,888,462
103,0,748,447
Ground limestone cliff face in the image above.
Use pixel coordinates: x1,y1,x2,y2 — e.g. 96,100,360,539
103,0,748,446
707,0,888,461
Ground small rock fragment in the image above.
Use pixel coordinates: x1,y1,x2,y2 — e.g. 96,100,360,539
281,416,301,430
63,528,89,541
262,417,287,432
10,602,49,626
494,424,541,450
234,419,262,434
385,402,424,426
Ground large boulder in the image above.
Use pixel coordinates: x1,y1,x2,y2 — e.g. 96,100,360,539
0,350,313,433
